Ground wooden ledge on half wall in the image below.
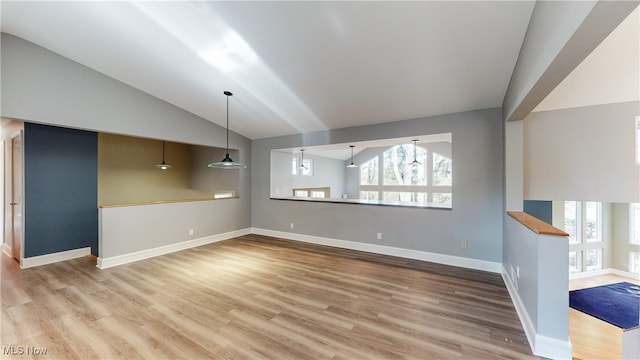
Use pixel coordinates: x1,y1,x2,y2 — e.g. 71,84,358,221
99,196,240,208
507,211,569,237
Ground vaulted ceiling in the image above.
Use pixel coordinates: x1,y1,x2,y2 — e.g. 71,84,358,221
1,1,537,139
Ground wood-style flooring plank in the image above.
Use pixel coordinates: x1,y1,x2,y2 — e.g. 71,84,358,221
1,234,538,359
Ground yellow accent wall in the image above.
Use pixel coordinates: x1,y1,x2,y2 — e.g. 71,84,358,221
98,133,212,206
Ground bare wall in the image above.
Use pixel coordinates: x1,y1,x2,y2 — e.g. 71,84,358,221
524,101,640,203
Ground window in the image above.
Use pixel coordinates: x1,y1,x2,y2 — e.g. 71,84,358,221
270,132,452,208
585,249,602,272
630,252,640,274
360,157,378,186
563,201,579,244
310,191,325,198
432,193,452,206
383,192,427,203
292,157,313,176
432,153,452,186
631,203,640,245
562,201,603,273
383,144,426,186
214,192,234,199
569,252,580,273
636,116,640,165
360,191,378,200
584,201,601,243
357,142,453,207
294,190,308,197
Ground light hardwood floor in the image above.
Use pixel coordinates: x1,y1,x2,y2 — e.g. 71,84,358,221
569,274,640,360
1,235,538,359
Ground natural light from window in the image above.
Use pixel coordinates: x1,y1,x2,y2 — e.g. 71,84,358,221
270,133,452,209
561,201,603,273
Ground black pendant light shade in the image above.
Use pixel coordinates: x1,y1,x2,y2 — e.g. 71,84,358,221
208,91,247,169
346,145,358,168
410,139,421,165
155,141,172,170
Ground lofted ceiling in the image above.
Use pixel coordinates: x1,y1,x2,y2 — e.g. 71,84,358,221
1,1,536,140
534,7,639,112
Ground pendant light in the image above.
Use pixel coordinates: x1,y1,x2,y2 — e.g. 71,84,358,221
208,91,247,169
299,149,307,169
155,141,172,170
410,139,421,165
346,145,358,168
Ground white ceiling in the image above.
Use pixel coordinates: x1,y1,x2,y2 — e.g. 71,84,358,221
1,1,535,140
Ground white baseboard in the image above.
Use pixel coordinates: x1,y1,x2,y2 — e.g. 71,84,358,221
534,334,573,360
570,268,640,281
2,243,12,257
501,266,536,355
97,228,251,269
502,265,573,360
250,228,502,273
21,247,91,269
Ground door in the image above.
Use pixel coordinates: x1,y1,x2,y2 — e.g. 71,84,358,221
11,134,22,261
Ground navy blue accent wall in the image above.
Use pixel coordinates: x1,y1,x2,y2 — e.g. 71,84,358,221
24,123,98,257
523,200,553,225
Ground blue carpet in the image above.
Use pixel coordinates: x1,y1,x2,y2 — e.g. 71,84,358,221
569,282,640,330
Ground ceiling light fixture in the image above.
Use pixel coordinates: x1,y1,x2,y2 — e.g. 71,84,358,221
346,145,358,168
208,91,247,169
155,141,172,170
299,149,307,169
410,139,421,165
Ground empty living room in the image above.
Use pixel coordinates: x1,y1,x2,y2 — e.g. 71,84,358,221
1,1,638,359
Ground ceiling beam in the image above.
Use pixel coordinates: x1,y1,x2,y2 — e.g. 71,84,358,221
503,0,639,122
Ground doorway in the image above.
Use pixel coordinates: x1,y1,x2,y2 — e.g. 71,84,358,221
10,132,22,261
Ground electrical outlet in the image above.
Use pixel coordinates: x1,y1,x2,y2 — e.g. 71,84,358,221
189,229,194,236
461,240,468,249
511,265,518,290
290,223,294,229
377,232,382,240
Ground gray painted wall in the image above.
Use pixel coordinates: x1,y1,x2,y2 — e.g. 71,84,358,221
504,215,569,347
253,108,504,263
1,33,252,255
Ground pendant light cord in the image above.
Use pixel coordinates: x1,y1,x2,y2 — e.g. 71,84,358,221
226,93,230,156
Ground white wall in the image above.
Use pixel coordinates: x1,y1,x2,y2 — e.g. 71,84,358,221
505,120,524,211
99,200,248,265
270,151,345,198
525,101,640,203
612,203,640,272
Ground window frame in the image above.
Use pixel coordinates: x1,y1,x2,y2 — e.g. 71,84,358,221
631,203,640,245
358,144,452,207
564,201,604,273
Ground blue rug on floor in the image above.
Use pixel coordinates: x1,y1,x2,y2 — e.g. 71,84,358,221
569,282,640,330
